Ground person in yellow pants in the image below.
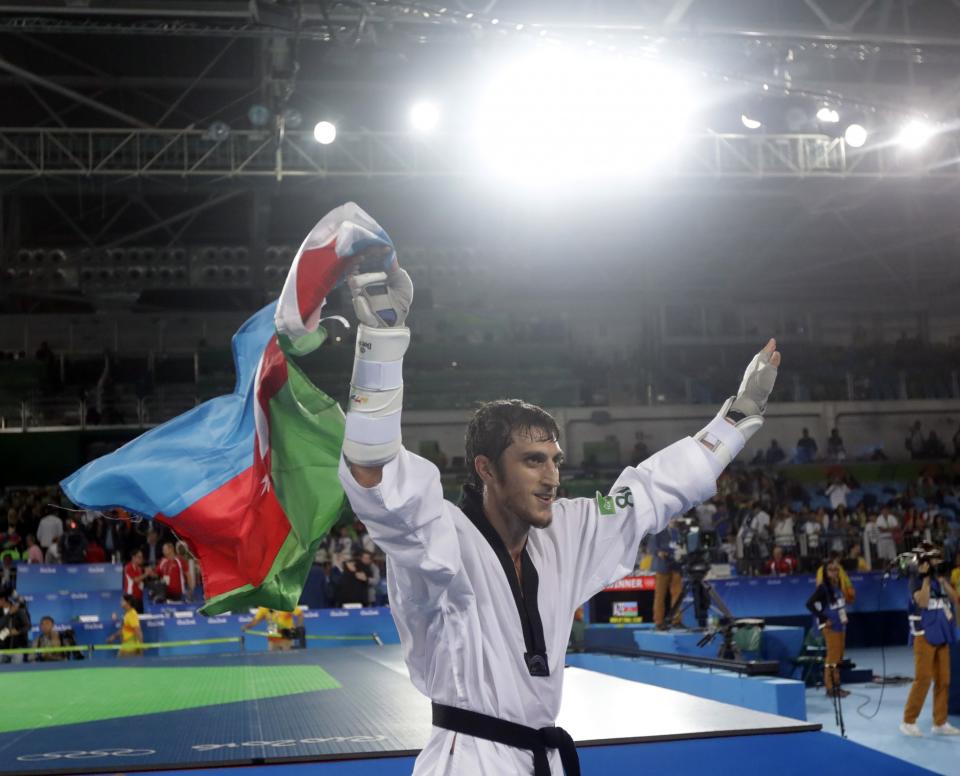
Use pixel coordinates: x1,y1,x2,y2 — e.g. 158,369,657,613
806,557,851,697
900,547,960,737
107,594,144,658
243,606,304,651
650,523,684,629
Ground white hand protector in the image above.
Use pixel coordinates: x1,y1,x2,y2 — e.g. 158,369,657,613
695,339,780,469
342,265,413,466
347,265,413,328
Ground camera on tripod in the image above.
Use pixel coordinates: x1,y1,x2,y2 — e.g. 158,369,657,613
672,515,713,581
887,542,949,579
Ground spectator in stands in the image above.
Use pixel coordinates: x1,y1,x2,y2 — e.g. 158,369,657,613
876,505,899,562
631,433,650,463
32,616,64,662
651,523,683,630
924,431,947,459
902,506,926,551
123,549,151,613
335,555,370,607
906,421,924,460
316,561,340,609
243,606,304,652
44,536,61,563
144,528,163,567
24,534,43,564
36,509,63,552
863,513,880,567
796,428,818,463
825,477,851,511
0,555,16,590
951,550,960,591
807,557,852,698
84,531,106,563
803,511,823,559
107,594,143,658
60,519,88,563
335,525,356,563
156,542,186,601
0,588,31,663
952,425,960,462
359,550,380,606
765,439,786,465
845,543,869,572
826,428,847,461
176,544,198,601
773,508,796,552
762,545,797,576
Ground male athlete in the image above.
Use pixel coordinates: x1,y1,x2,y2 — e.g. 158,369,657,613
338,261,780,775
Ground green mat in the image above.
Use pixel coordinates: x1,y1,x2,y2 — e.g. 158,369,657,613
0,664,340,733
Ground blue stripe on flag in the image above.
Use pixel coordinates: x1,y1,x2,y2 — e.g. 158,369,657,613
61,303,277,520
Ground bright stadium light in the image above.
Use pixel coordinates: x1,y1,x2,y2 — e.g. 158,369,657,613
472,48,697,182
816,106,840,124
409,100,441,132
740,114,762,130
844,123,867,148
897,119,934,150
313,120,337,145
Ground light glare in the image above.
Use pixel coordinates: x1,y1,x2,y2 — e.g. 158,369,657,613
897,120,935,150
844,123,867,148
473,50,696,182
816,106,839,123
740,114,762,130
313,120,337,145
410,100,441,132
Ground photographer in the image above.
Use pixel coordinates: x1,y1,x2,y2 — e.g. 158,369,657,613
805,557,851,698
900,544,960,737
651,522,683,630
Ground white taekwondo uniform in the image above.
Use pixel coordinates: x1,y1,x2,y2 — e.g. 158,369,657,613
338,435,722,775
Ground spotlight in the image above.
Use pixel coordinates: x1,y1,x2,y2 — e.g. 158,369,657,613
816,106,840,124
313,121,337,145
409,100,441,132
474,49,696,180
897,119,934,150
741,114,762,130
844,123,867,148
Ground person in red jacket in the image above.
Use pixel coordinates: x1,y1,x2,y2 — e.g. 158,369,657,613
156,542,186,601
762,545,798,576
122,549,152,613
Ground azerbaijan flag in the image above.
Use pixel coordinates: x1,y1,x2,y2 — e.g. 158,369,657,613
61,203,394,615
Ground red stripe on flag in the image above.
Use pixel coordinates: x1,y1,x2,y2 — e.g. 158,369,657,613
157,464,290,600
256,335,288,411
294,243,343,324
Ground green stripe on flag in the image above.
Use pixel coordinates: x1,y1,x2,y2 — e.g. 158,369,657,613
200,331,346,615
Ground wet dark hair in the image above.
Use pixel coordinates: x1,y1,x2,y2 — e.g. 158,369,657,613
122,594,138,608
464,399,560,489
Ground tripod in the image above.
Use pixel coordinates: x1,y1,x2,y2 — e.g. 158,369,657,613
664,573,754,661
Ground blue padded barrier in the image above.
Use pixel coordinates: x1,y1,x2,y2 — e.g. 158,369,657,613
566,652,808,720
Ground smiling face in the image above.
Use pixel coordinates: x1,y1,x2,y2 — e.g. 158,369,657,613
479,430,564,531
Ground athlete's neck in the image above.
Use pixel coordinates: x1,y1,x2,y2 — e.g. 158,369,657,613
482,489,529,567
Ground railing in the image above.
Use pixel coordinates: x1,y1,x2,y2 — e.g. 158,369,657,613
1,128,958,179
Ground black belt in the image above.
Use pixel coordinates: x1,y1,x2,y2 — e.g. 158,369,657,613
431,702,580,776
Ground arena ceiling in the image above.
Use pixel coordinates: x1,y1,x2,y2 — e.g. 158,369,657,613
1,0,960,309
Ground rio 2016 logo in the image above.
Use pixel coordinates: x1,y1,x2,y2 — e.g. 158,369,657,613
18,748,156,761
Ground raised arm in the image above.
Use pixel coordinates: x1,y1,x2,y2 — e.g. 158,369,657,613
563,340,781,603
337,257,460,598
341,259,413,483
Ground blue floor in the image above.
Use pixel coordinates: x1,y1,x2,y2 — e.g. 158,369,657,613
152,732,937,775
808,646,959,776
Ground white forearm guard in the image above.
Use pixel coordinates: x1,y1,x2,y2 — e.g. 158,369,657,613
342,323,410,466
694,395,763,470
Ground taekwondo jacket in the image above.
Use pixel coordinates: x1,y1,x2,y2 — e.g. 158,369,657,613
339,436,721,775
